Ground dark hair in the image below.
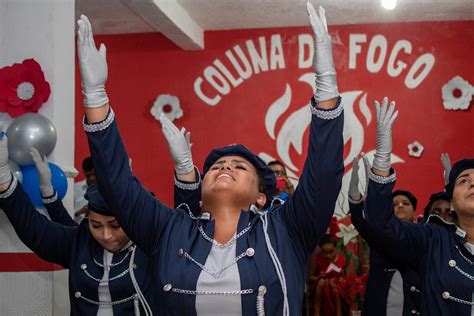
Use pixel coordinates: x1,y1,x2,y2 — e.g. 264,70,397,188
423,191,450,221
82,157,94,172
268,160,285,168
392,190,418,210
319,234,336,247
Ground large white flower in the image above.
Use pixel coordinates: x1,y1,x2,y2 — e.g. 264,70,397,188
442,76,473,111
150,94,183,122
335,223,359,246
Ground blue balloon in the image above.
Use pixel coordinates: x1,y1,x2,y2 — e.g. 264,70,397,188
20,163,68,207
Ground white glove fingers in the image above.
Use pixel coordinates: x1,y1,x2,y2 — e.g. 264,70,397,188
306,2,324,38
83,15,95,49
99,43,107,59
29,147,41,162
375,100,381,123
185,132,192,149
77,20,86,56
384,100,396,125
318,6,328,32
352,156,359,172
388,110,399,127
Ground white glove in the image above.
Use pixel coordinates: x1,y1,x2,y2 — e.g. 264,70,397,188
77,15,109,108
159,113,194,175
0,127,12,185
441,153,451,185
373,97,398,172
306,2,339,102
361,154,371,198
348,157,361,198
30,147,54,197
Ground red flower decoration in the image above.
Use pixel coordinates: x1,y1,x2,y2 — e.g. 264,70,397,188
0,59,51,117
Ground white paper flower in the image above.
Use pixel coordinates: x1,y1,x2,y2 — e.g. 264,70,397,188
335,223,359,246
408,141,424,158
150,94,183,122
442,76,473,110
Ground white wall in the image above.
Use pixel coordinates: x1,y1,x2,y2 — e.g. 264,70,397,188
0,0,75,314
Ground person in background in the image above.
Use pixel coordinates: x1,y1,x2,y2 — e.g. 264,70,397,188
423,191,453,223
348,134,420,315
392,190,418,223
310,234,345,316
268,160,295,205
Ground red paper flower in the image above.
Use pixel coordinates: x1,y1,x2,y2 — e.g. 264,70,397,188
0,59,50,117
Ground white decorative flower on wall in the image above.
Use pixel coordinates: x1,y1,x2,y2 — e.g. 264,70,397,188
441,76,473,110
150,94,183,122
408,141,424,158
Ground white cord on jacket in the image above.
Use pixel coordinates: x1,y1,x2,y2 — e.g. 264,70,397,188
129,246,153,316
260,213,290,316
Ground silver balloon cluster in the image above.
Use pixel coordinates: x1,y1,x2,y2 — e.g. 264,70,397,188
5,113,57,182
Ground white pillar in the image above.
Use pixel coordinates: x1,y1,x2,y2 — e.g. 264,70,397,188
0,0,75,314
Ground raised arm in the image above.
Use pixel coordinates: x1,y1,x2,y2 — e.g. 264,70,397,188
277,3,344,255
0,136,75,267
30,147,77,226
77,15,174,255
158,114,202,214
363,98,426,267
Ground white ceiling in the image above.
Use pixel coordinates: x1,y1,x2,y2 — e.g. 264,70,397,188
75,0,473,49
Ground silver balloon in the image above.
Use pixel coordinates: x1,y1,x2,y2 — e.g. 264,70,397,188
8,160,23,183
6,113,57,166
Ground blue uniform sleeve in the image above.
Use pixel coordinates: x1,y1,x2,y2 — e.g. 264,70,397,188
363,170,427,267
173,167,202,217
0,179,75,267
85,110,174,256
43,193,78,227
277,97,344,255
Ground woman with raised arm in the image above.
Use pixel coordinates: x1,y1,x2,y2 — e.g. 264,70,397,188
362,97,474,315
79,1,344,314
0,140,154,315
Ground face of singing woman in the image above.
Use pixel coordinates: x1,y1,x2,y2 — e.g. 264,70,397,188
88,211,130,252
201,156,266,209
452,168,474,218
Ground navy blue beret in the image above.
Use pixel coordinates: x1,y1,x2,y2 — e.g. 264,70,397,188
84,184,113,216
203,144,276,206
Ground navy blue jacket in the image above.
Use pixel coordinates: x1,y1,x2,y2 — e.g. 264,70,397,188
0,180,154,315
43,194,78,227
350,201,421,316
364,170,474,315
84,98,344,315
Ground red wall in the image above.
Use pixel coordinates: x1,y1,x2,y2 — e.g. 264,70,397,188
75,21,474,212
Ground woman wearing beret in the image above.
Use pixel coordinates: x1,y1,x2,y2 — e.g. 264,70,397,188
77,2,344,314
361,96,474,315
0,144,153,315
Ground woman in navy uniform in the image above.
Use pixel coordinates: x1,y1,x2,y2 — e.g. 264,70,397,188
362,97,474,315
77,1,344,314
0,144,154,315
348,155,421,316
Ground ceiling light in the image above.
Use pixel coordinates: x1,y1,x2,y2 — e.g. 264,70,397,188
381,0,397,10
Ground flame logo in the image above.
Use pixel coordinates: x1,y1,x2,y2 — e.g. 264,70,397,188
260,73,404,217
